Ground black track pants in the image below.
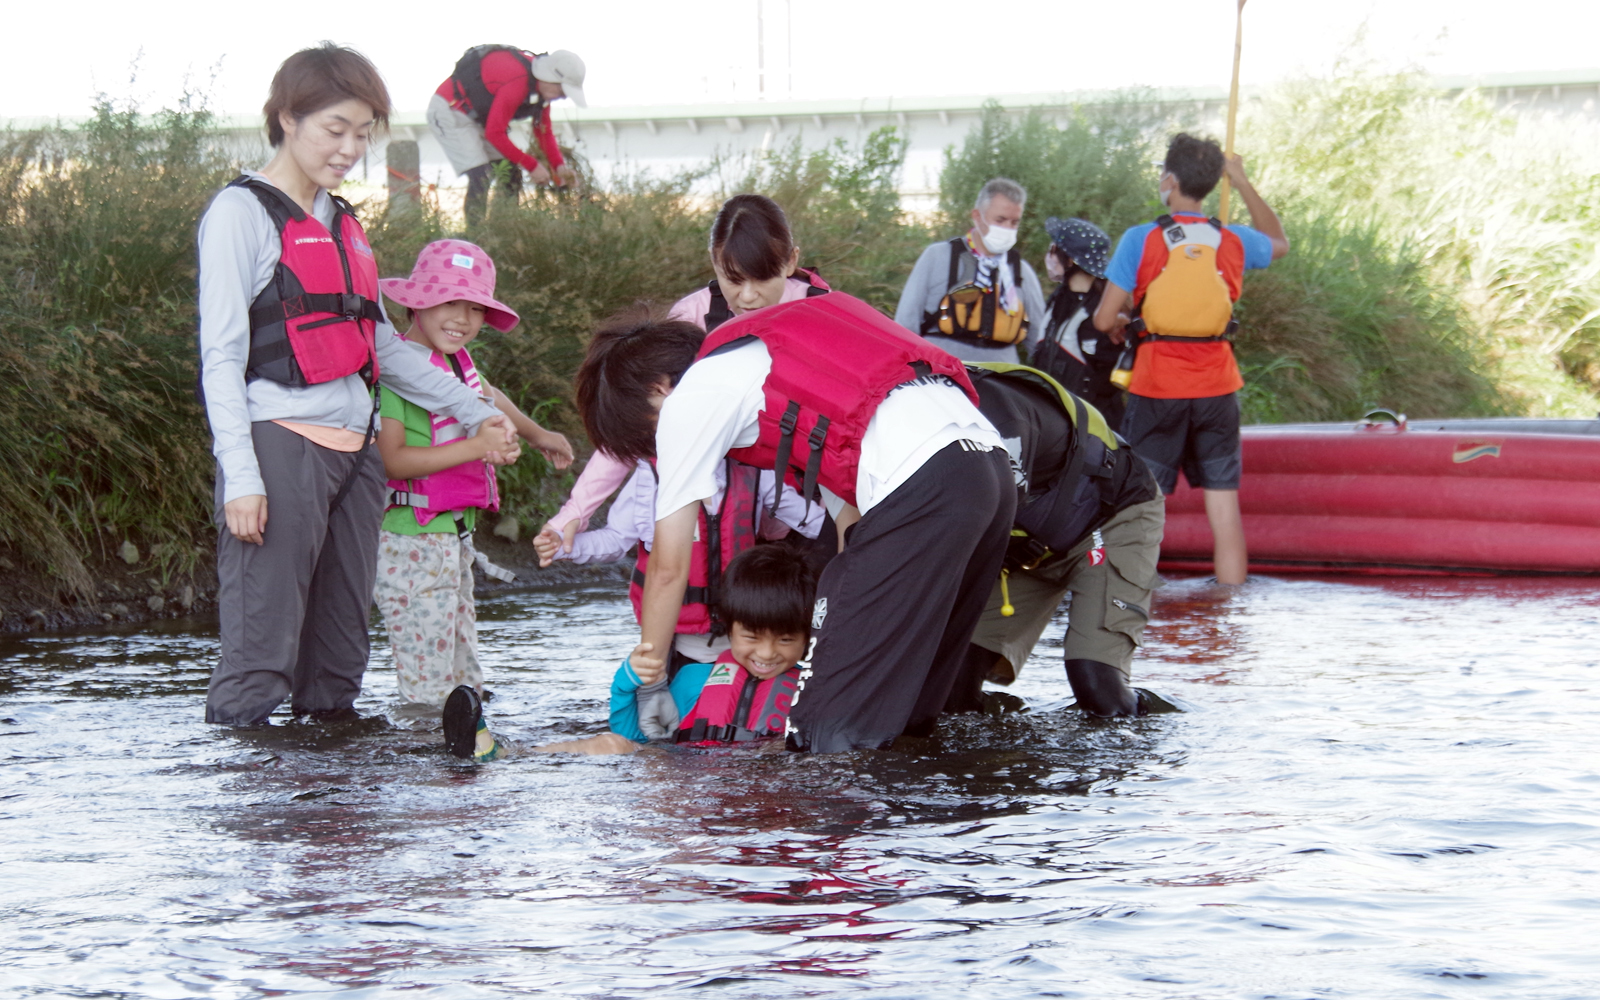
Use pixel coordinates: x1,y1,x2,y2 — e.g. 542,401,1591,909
787,442,1015,752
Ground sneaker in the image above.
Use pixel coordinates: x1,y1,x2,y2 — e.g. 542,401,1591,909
443,685,482,759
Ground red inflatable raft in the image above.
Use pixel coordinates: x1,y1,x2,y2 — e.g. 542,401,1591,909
1160,415,1600,575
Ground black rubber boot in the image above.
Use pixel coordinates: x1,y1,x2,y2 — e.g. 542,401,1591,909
442,685,482,759
944,643,1003,714
1065,658,1139,717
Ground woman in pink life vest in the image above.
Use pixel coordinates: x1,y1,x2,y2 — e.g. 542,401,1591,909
374,239,574,761
535,195,831,564
197,44,520,728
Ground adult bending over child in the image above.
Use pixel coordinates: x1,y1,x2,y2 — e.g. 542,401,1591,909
584,293,1015,753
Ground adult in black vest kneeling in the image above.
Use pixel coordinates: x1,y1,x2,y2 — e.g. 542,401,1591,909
577,296,1016,753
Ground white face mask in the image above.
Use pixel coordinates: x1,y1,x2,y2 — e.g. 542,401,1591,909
981,222,1018,255
1159,173,1174,209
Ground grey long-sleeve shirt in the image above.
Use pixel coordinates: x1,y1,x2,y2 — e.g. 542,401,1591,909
892,238,1049,364
198,171,502,504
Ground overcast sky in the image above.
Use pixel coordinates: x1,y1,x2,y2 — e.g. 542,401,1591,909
6,0,1599,120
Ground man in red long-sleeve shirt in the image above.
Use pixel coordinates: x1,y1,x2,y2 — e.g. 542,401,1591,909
427,46,587,226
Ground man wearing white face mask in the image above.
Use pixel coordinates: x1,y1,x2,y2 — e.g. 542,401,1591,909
895,177,1047,363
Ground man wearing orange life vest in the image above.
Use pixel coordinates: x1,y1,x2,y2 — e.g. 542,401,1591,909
1093,134,1288,584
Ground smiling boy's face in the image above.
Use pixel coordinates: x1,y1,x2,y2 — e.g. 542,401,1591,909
728,623,806,680
409,299,486,354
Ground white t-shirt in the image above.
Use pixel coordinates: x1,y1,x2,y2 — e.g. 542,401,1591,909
654,340,1002,518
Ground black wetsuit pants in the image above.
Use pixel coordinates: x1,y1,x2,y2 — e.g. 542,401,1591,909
787,442,1015,752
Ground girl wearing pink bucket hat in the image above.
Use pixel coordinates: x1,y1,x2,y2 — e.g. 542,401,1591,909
373,239,573,762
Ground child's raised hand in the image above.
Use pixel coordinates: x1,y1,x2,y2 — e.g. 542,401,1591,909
532,428,574,469
532,519,579,567
628,642,665,686
532,525,563,567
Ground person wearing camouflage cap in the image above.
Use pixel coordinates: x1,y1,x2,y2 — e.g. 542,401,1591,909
1029,217,1123,431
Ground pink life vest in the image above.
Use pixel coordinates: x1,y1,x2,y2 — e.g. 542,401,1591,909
674,648,799,744
629,458,763,635
230,176,384,388
385,345,500,527
695,292,978,507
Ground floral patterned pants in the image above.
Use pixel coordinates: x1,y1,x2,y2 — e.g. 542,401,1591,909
374,530,482,705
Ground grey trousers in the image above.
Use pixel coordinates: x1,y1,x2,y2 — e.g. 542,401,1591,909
206,421,385,725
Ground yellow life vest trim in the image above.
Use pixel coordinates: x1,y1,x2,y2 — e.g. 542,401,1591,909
970,361,1119,450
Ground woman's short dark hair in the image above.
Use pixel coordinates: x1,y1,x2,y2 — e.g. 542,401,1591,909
264,42,391,148
1163,133,1226,201
717,543,817,637
709,194,795,285
574,306,706,465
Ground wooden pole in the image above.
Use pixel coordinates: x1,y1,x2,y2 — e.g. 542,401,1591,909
1218,0,1246,224
387,139,420,215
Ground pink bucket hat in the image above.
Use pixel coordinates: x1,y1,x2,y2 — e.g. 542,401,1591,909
379,239,520,331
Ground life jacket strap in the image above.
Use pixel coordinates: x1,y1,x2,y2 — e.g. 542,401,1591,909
801,416,830,505
388,489,432,508
770,401,802,516
1125,317,1238,344
628,565,710,607
251,292,384,330
674,720,760,744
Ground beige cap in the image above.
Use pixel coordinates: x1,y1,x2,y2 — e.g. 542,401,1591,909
534,50,587,108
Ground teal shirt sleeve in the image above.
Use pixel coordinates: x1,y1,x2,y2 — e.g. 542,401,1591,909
607,660,715,742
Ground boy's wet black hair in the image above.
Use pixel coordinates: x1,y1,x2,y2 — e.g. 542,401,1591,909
716,543,816,637
574,305,706,466
1163,132,1226,201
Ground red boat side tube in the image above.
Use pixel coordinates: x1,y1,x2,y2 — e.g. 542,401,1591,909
1161,420,1600,575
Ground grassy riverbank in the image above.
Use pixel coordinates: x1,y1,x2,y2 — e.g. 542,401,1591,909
2,71,1596,620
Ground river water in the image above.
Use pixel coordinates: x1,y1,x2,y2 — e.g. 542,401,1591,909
2,573,1596,999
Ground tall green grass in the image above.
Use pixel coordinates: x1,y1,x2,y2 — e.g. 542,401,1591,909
0,97,233,597
2,75,1595,593
1244,67,1600,417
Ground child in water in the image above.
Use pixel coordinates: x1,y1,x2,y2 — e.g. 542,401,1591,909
535,543,815,754
372,239,573,761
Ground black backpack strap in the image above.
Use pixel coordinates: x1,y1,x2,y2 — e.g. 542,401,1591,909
705,280,732,332
946,236,964,289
